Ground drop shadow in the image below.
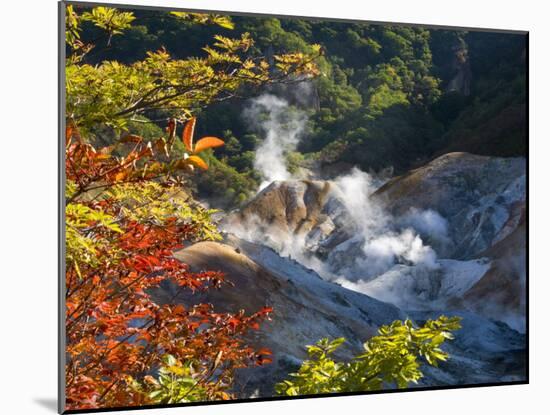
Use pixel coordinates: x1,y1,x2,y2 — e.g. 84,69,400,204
34,398,57,413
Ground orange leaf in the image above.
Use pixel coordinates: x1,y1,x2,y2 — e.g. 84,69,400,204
260,306,273,314
259,357,273,365
257,348,272,356
173,305,186,315
114,171,127,181
65,121,81,145
182,117,196,152
186,155,208,170
193,136,225,153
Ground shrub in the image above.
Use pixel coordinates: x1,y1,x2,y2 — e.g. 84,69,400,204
276,316,461,396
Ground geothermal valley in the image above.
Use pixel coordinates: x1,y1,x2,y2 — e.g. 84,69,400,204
154,94,527,397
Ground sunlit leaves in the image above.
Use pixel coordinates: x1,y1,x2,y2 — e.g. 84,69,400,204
185,155,209,171
137,354,211,404
66,203,122,233
170,12,235,30
65,202,122,276
179,117,225,170
212,33,253,53
82,7,135,36
275,337,346,396
65,5,81,48
66,8,320,132
65,179,78,199
275,316,461,396
182,117,196,152
274,51,321,79
65,5,95,63
65,119,266,410
107,182,222,241
62,6,323,408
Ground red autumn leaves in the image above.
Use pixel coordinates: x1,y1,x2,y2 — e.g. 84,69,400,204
65,119,274,410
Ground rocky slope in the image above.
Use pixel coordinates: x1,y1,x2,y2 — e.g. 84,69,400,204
223,179,338,255
153,236,525,397
374,152,526,259
373,152,526,331
451,203,526,331
154,151,526,396
152,237,403,397
223,153,526,330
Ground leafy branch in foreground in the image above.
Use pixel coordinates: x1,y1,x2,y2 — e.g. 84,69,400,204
65,6,321,132
63,5,321,410
275,316,461,396
65,118,277,410
127,353,232,404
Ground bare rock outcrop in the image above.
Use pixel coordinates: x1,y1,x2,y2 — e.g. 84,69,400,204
153,239,402,397
152,237,525,397
225,153,526,331
374,152,526,259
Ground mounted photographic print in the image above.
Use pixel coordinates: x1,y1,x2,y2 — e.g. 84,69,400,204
59,1,528,412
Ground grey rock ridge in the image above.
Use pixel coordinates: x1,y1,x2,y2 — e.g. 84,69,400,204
374,152,526,260
153,237,525,397
153,238,403,397
154,151,526,397
224,152,526,331
223,179,337,253
373,152,526,331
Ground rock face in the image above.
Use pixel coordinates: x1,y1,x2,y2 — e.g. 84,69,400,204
225,152,526,332
153,238,404,397
453,203,527,331
409,310,526,387
223,178,367,274
224,180,339,253
153,237,525,397
373,152,526,331
156,151,526,397
374,152,526,259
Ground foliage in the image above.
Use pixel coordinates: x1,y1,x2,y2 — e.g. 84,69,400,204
63,4,525,409
66,7,320,132
286,151,307,175
82,6,136,36
126,354,228,404
170,11,235,30
74,8,525,206
65,117,277,410
196,153,260,208
65,5,135,62
275,316,461,396
63,5,320,410
106,181,221,242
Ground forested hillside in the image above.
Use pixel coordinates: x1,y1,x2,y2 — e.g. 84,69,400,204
79,10,526,207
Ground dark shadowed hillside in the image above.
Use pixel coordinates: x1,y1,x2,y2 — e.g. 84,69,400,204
78,10,526,208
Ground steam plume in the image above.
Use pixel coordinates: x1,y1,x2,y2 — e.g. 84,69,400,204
243,94,307,189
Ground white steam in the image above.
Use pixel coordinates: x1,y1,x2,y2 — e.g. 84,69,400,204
243,94,307,189
224,165,451,293
222,93,525,334
232,94,478,313
329,168,441,280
